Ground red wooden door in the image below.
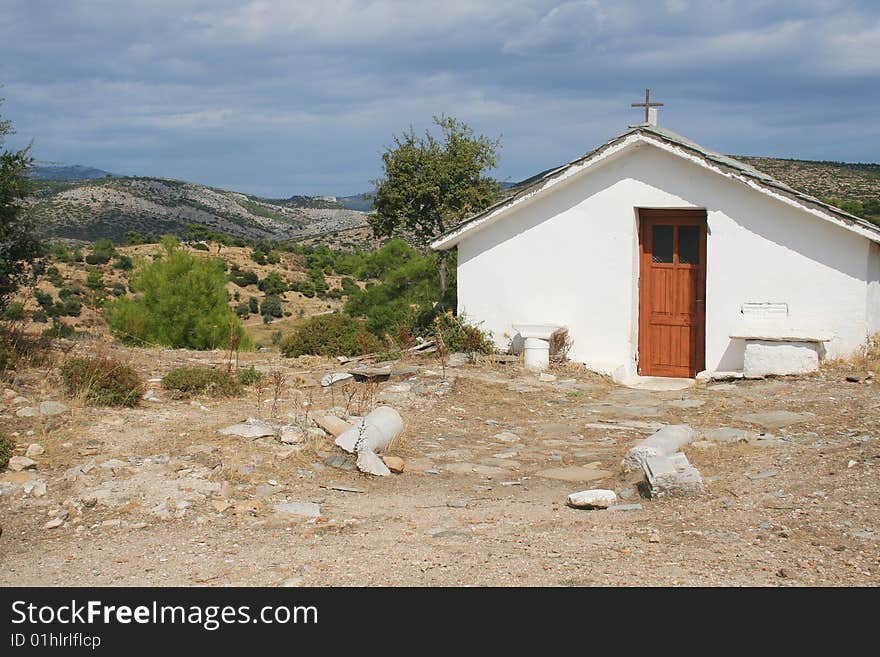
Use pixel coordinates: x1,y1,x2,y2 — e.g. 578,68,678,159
638,209,707,377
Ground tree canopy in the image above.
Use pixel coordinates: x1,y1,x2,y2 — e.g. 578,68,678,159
0,100,42,311
372,115,501,247
370,116,501,298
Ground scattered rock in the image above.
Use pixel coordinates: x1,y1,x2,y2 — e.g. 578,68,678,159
39,401,69,416
280,427,306,444
142,389,162,402
567,489,617,509
538,372,556,382
22,480,46,497
281,577,304,587
15,407,37,418
382,456,405,473
607,503,643,512
493,431,521,443
25,443,44,457
746,470,778,480
446,499,469,508
349,366,392,382
321,372,354,387
324,455,356,471
7,456,36,472
43,518,64,529
219,418,276,439
274,502,321,518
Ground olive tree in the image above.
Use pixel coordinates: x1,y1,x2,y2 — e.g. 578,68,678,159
370,115,501,302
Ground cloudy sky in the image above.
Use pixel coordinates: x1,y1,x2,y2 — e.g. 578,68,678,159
1,1,878,197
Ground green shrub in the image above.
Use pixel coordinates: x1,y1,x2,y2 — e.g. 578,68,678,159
3,302,24,320
60,356,143,406
0,432,14,469
434,311,493,354
270,330,282,346
260,295,283,319
229,269,259,287
235,365,263,386
234,302,250,318
85,252,110,265
86,270,104,290
124,230,144,246
162,366,243,397
30,309,48,323
112,255,133,270
111,282,126,297
248,296,259,313
46,265,64,287
344,240,446,337
62,296,82,317
258,272,287,295
192,242,209,251
107,237,251,350
280,313,380,358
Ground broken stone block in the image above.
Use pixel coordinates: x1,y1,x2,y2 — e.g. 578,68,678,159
643,453,704,498
15,406,37,418
622,424,696,471
566,489,617,509
7,456,37,472
356,450,391,476
314,415,352,437
321,372,354,387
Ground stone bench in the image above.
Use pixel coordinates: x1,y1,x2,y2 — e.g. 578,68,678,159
730,326,832,378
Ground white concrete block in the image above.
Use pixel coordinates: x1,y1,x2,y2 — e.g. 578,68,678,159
742,340,820,378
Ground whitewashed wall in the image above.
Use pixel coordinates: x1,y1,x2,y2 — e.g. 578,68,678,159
456,141,875,378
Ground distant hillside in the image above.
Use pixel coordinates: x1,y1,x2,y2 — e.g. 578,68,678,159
735,156,880,202
27,154,879,244
30,162,115,181
27,176,369,243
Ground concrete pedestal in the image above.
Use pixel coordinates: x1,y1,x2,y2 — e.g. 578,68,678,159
743,340,820,378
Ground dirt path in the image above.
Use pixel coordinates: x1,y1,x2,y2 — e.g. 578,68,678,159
1,345,878,586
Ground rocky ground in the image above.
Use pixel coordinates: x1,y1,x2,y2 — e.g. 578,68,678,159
1,343,878,587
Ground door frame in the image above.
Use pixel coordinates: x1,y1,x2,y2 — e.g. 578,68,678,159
637,208,707,377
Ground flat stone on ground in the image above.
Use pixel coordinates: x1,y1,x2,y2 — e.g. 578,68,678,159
734,410,814,430
535,465,612,483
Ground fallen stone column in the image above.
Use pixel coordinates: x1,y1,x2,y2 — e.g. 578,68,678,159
622,424,696,471
335,406,404,476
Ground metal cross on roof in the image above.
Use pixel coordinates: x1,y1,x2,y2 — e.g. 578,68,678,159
631,88,664,124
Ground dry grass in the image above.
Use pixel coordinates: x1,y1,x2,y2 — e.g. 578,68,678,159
823,332,880,374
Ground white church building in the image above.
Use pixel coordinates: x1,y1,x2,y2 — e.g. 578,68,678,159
431,118,880,382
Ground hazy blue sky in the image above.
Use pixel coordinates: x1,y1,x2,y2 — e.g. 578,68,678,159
1,1,878,197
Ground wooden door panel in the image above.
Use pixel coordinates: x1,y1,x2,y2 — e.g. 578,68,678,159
638,210,707,378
